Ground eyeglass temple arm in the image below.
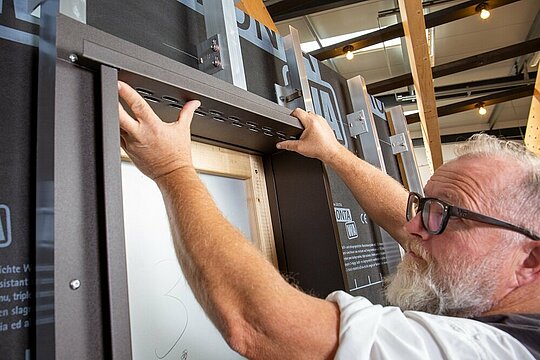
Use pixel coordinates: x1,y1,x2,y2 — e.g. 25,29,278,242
451,208,540,241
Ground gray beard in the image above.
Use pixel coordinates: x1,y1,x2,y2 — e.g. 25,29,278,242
385,246,499,317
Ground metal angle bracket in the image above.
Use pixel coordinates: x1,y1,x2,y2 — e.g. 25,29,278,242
197,34,225,75
389,133,408,154
346,110,368,137
274,85,303,106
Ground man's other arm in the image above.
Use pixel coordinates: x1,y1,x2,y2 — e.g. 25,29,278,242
277,108,411,246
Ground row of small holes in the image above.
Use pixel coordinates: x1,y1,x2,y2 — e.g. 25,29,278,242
135,89,294,140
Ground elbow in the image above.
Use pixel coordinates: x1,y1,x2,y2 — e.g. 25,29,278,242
221,317,255,358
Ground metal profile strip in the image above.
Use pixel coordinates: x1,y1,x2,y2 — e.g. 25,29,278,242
347,75,388,173
386,106,424,195
100,65,133,359
202,0,247,89
283,26,314,112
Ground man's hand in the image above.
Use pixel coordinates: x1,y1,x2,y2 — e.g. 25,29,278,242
118,81,201,180
276,108,343,164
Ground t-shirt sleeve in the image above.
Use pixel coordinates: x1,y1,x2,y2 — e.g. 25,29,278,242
326,291,535,360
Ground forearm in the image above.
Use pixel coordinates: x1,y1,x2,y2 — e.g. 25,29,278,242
155,167,339,358
326,146,410,246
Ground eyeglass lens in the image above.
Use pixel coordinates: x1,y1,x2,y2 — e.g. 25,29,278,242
423,200,445,233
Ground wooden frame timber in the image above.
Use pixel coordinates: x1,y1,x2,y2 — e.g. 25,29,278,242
525,71,540,155
398,0,443,170
122,142,279,267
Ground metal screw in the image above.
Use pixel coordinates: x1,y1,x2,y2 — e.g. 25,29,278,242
69,279,81,290
211,39,219,52
68,54,78,63
212,56,221,67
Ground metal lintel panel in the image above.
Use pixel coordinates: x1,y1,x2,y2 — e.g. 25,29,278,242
310,0,521,61
386,106,423,195
100,65,133,359
347,75,387,173
368,38,540,95
202,0,247,88
53,15,302,155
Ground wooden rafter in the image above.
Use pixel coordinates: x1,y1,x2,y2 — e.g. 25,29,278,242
368,38,540,95
310,0,521,61
525,72,540,155
398,0,443,170
406,84,535,123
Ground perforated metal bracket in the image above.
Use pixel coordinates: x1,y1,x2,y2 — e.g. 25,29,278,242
346,110,368,137
390,133,408,154
274,84,303,106
197,34,225,75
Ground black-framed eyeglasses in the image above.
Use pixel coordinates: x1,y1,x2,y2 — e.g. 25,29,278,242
406,192,540,241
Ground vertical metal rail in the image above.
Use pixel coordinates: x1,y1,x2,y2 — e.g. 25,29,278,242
386,106,424,195
100,65,133,359
347,75,387,172
279,26,314,112
202,0,247,89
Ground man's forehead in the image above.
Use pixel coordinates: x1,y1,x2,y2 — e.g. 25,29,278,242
424,160,478,205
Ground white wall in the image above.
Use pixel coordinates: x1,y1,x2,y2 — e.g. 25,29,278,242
121,162,247,360
413,143,461,187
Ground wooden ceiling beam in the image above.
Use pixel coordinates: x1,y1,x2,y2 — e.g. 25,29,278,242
267,0,371,23
405,84,535,124
367,37,540,95
399,0,443,170
310,0,522,61
237,0,278,32
525,71,540,155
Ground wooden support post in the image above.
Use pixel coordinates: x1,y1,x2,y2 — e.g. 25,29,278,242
236,0,279,33
398,0,443,171
525,71,540,156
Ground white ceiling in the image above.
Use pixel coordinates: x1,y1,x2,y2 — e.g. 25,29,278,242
274,0,540,140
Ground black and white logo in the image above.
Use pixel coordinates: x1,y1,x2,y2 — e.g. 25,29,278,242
0,205,12,248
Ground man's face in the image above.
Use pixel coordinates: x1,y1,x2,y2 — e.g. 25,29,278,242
386,156,518,317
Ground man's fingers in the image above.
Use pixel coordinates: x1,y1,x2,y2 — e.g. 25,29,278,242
176,100,201,129
118,102,139,134
276,140,298,152
290,108,312,127
118,81,156,123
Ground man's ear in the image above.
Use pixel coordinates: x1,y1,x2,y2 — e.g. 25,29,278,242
517,242,540,286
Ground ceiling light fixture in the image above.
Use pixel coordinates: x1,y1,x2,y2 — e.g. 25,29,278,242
343,45,354,60
477,103,487,116
476,2,490,20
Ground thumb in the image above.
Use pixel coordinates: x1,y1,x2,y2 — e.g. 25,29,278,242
176,100,201,129
276,140,299,152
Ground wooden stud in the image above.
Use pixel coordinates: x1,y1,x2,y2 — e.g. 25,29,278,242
525,71,540,156
398,0,443,171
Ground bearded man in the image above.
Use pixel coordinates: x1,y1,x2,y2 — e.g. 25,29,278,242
118,81,539,359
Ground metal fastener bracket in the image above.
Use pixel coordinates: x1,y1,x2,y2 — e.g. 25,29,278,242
346,110,368,137
197,34,225,75
390,133,408,154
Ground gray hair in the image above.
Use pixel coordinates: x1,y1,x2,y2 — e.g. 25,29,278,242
454,134,540,238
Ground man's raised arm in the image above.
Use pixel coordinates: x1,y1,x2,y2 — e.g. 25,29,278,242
118,82,339,359
277,108,411,246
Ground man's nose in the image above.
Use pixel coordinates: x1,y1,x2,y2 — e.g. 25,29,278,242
404,212,432,241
